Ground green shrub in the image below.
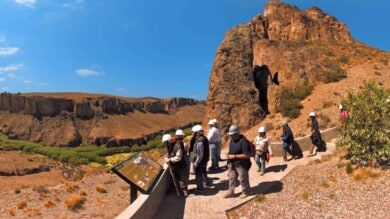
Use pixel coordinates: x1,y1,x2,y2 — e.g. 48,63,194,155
276,84,313,119
337,81,390,168
323,68,347,83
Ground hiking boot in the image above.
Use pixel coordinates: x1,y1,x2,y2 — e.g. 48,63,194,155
239,193,248,199
223,192,234,198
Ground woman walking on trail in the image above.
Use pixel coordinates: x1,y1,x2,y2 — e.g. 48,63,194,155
253,126,272,175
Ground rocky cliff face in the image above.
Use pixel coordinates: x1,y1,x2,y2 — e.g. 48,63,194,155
0,93,205,146
205,1,388,136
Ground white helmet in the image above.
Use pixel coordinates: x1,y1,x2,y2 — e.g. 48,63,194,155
282,121,288,126
258,126,266,133
212,119,217,124
175,129,185,136
228,125,240,135
339,104,343,110
309,112,316,117
208,119,215,125
162,134,172,142
192,124,203,132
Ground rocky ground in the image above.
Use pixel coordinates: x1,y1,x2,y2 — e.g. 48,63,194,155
228,156,390,218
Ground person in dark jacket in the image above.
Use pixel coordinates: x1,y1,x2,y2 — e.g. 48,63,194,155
281,121,295,161
164,130,189,197
308,112,325,156
192,125,210,192
224,125,251,199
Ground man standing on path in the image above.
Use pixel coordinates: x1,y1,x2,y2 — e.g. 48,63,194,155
224,125,251,199
164,130,189,197
192,125,210,193
281,121,295,161
207,119,221,171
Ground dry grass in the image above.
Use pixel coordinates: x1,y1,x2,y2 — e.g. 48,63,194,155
96,184,107,193
7,209,16,216
254,194,266,203
65,194,86,210
79,189,87,196
300,190,310,200
17,199,27,209
352,167,381,182
44,200,56,208
64,182,79,193
94,197,108,205
321,180,330,188
23,208,42,216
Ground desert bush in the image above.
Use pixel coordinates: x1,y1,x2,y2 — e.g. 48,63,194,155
338,56,349,64
65,194,86,210
96,184,107,193
323,68,347,83
44,200,56,208
337,81,389,168
64,183,79,193
17,200,27,209
254,194,266,202
7,209,16,216
276,84,314,119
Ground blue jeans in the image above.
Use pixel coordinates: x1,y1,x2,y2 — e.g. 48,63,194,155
255,152,266,173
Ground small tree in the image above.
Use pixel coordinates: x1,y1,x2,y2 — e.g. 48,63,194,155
338,81,389,168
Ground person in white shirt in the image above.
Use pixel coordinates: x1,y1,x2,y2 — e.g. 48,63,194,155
253,126,272,175
207,119,221,170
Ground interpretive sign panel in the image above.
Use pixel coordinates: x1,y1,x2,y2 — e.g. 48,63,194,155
112,152,163,194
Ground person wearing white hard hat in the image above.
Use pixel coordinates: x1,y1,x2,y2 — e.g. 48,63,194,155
192,125,210,193
224,124,251,199
207,119,221,171
253,126,272,175
164,130,189,197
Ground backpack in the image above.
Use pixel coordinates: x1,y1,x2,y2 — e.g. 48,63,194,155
242,136,256,158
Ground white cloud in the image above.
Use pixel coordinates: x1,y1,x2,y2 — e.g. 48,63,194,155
15,0,35,7
0,47,20,57
76,68,102,77
39,82,48,86
63,0,84,9
116,87,126,91
2,87,9,91
8,73,16,78
24,80,32,84
0,64,23,73
0,35,5,43
0,78,5,82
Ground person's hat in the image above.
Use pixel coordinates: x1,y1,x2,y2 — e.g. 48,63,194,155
212,119,217,124
258,126,266,133
175,129,185,136
162,134,172,142
228,125,240,135
192,124,203,132
208,119,215,125
339,104,343,109
309,112,316,117
282,121,288,126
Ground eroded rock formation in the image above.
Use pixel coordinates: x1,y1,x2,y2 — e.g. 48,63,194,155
0,93,205,146
205,1,388,135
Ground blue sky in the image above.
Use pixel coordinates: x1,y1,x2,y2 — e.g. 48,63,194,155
0,0,389,100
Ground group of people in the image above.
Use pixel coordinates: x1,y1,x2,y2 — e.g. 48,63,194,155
162,107,344,198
